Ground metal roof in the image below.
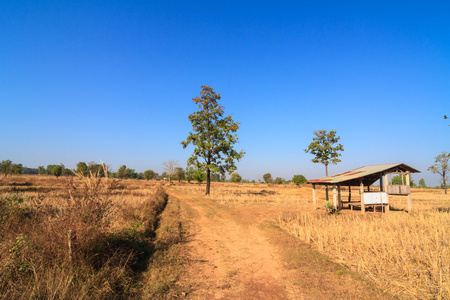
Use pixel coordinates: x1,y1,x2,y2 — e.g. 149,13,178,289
307,163,420,186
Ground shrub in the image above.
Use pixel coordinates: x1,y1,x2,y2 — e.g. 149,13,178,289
292,174,307,185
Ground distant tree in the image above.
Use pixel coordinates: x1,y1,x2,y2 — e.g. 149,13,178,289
22,167,39,175
181,85,245,195
304,130,344,177
160,172,168,181
419,178,427,188
274,177,285,184
263,173,273,184
230,172,242,183
137,172,144,180
428,151,450,194
162,160,178,184
305,130,344,199
193,168,206,184
51,165,63,178
38,166,46,175
174,167,185,182
391,175,415,186
0,160,12,178
143,169,156,180
185,166,194,183
126,168,137,179
292,174,307,185
87,161,106,177
211,172,221,182
76,162,89,176
46,165,58,175
116,165,128,179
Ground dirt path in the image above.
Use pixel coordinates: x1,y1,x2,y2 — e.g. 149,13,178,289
170,190,389,299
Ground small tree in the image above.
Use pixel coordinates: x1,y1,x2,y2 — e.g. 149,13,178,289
185,166,194,183
0,160,12,179
174,167,185,182
274,177,285,184
263,173,273,184
292,174,307,185
143,169,156,180
116,165,128,179
51,165,63,178
181,85,245,195
428,151,450,194
304,130,344,199
38,166,46,175
76,162,89,176
419,178,427,188
230,172,242,183
162,160,178,185
304,130,344,177
193,168,206,184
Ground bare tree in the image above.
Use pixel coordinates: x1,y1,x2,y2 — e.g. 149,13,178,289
162,160,178,184
428,151,450,194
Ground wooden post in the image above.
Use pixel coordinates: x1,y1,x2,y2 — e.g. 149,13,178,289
360,180,365,214
333,185,337,208
338,185,341,209
312,184,317,209
326,186,329,201
384,173,390,213
348,185,351,202
380,176,383,192
406,173,411,213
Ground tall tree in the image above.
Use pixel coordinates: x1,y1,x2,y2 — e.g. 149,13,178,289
304,130,344,176
181,85,245,195
428,151,450,194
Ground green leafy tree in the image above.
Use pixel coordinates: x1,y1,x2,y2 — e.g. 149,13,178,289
76,162,89,176
391,175,415,187
51,165,63,178
419,178,427,188
304,130,344,177
38,166,45,175
10,163,23,175
0,160,12,178
185,166,194,183
292,174,307,185
263,173,273,184
274,177,285,184
116,165,128,179
230,172,242,183
193,168,206,184
87,161,106,177
174,167,185,182
211,172,221,182
143,169,156,180
181,85,245,195
428,151,450,194
46,164,58,175
126,168,137,179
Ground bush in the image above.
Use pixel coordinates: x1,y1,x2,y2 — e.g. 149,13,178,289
292,174,307,185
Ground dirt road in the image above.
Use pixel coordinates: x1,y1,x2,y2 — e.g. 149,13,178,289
170,190,388,299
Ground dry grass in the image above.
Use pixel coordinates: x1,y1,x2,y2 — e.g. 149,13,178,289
174,182,450,299
0,174,185,299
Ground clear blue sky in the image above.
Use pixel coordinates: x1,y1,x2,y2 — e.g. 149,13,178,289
1,1,449,186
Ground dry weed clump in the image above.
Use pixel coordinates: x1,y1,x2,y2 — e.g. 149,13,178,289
277,211,450,299
0,171,171,299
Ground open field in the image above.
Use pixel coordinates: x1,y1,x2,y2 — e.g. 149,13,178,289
1,175,449,299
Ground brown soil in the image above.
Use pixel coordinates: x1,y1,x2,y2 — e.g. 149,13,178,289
170,189,390,300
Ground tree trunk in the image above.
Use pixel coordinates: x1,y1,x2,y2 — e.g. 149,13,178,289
206,168,211,195
444,170,447,194
325,163,329,201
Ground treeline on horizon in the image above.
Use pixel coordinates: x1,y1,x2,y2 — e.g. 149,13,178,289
0,159,440,189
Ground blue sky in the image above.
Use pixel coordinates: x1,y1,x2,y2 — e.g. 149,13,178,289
1,1,449,186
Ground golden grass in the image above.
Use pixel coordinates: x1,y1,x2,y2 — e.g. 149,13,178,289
174,182,450,299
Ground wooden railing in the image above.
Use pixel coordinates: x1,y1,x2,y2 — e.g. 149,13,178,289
387,185,410,195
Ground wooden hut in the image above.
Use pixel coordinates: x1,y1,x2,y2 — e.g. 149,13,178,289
307,163,420,213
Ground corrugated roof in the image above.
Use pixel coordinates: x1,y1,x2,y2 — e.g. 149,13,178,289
307,163,420,186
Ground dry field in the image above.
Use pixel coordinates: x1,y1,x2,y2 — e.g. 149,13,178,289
173,183,450,299
0,174,187,299
2,176,449,299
